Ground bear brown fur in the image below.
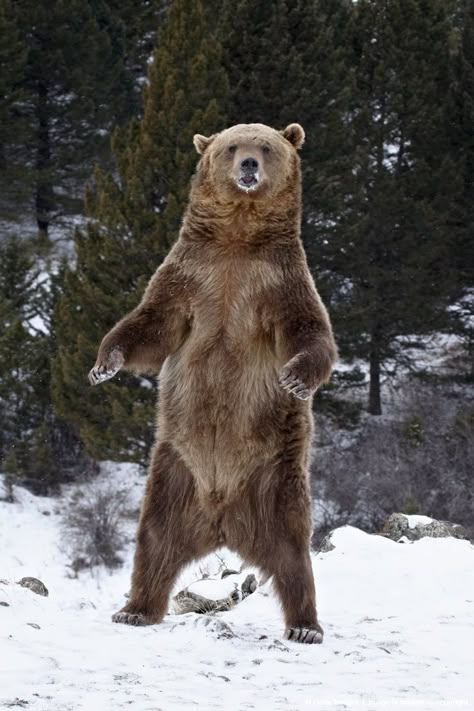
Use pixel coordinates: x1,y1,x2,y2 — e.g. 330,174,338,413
89,122,338,644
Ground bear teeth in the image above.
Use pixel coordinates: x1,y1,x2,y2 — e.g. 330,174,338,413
237,173,260,191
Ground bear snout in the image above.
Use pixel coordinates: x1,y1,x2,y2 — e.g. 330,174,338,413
240,157,259,172
238,156,260,190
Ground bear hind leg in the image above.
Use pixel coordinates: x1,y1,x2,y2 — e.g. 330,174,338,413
274,543,323,644
113,442,217,626
230,461,323,644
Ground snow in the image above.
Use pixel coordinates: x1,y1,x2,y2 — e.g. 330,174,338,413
403,514,434,529
1,474,473,711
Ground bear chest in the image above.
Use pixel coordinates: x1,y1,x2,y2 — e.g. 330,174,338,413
189,257,278,347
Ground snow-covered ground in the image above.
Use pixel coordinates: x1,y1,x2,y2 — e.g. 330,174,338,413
1,473,473,711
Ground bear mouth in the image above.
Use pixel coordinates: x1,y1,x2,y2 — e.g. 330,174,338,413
237,173,260,191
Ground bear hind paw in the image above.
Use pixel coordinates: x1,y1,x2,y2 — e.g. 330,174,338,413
112,610,153,626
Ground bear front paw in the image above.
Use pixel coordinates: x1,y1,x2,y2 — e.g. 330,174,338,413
278,359,317,401
88,347,124,386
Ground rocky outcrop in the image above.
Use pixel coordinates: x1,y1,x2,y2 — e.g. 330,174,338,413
314,514,470,553
381,514,469,542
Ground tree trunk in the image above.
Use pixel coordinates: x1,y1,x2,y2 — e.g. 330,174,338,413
368,339,382,415
35,80,53,239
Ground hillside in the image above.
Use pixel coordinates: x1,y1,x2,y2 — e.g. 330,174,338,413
1,470,473,711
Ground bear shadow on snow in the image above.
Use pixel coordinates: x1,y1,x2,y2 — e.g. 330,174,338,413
89,122,338,644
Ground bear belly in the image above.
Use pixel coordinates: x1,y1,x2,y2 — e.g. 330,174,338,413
157,335,285,501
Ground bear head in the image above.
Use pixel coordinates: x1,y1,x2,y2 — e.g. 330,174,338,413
192,123,305,204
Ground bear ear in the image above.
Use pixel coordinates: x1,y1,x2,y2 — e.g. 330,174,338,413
193,133,216,155
281,123,305,150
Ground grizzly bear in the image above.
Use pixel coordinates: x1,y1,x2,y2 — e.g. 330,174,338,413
89,122,337,644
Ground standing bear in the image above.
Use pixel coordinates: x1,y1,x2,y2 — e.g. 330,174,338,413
89,122,338,644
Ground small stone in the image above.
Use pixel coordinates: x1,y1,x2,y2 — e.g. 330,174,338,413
241,573,257,598
17,577,49,597
0,601,9,607
214,621,236,640
317,530,336,553
318,533,336,553
5,699,29,708
381,513,411,541
78,600,96,610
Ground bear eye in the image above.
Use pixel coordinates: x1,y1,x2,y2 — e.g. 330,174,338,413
262,145,271,154
228,144,237,154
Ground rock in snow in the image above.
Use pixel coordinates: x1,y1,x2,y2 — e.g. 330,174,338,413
173,571,257,614
382,512,470,542
241,573,257,598
16,577,49,597
317,533,337,553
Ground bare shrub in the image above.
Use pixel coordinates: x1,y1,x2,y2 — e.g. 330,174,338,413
63,482,130,572
311,378,474,545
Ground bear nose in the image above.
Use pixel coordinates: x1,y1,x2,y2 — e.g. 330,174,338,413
240,157,259,172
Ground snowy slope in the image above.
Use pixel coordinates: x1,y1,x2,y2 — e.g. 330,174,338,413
1,478,473,711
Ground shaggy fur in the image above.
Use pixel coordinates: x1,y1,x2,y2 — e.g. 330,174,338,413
90,123,338,643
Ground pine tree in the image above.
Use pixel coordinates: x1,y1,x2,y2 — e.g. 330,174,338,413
311,0,462,414
0,235,92,495
132,0,229,249
221,0,351,130
446,0,474,374
52,0,228,464
219,0,355,289
106,0,166,98
0,236,52,492
51,226,158,465
0,237,34,447
0,0,27,223
2,0,137,238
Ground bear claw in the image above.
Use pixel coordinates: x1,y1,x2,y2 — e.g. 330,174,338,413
88,348,124,385
284,626,324,644
278,373,313,401
89,364,120,385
